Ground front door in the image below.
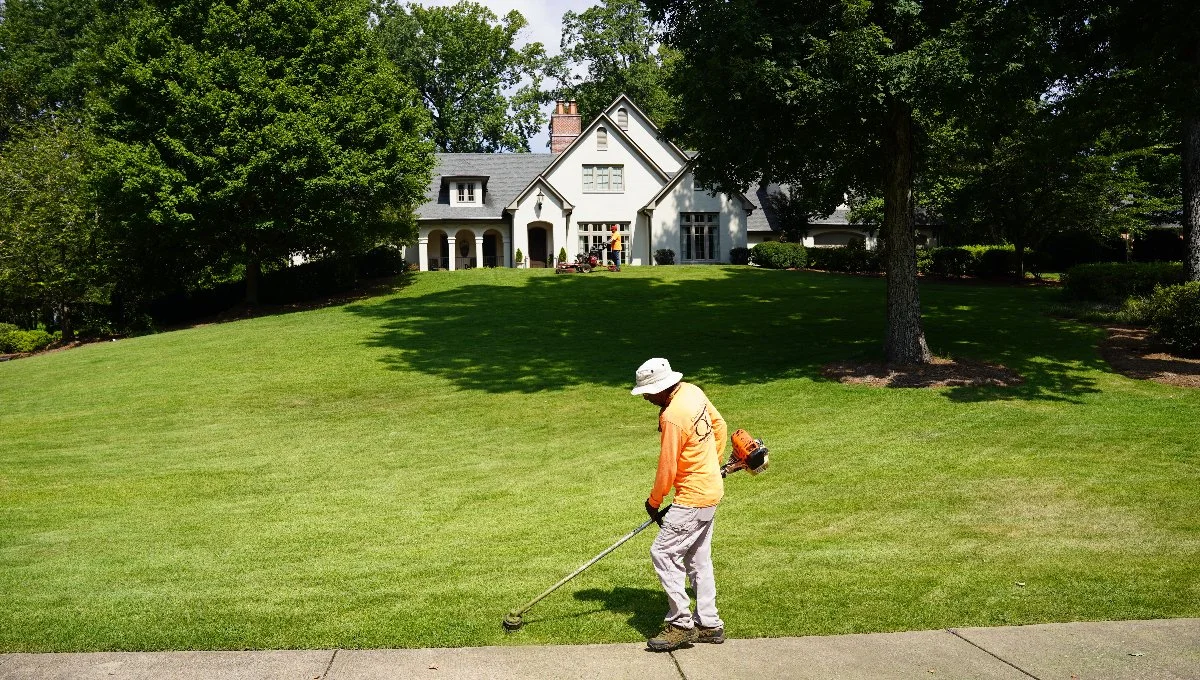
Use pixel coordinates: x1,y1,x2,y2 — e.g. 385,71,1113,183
528,227,547,268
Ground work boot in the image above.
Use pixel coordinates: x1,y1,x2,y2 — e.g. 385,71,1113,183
695,625,725,644
647,624,697,652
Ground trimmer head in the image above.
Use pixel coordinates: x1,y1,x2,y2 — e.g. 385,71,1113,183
503,611,524,632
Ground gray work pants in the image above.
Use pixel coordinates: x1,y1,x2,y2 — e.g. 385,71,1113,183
650,504,723,630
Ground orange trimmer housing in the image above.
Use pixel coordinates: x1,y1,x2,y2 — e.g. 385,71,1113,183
722,429,769,477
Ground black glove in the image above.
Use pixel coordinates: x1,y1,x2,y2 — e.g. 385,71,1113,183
645,499,665,526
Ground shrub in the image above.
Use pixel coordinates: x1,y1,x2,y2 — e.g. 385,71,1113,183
557,247,567,265
930,247,972,277
1144,282,1200,356
1,327,53,353
807,244,881,273
515,248,524,264
750,241,806,269
1062,262,1184,302
729,246,750,265
654,249,676,265
967,246,1019,278
916,249,934,275
0,323,18,352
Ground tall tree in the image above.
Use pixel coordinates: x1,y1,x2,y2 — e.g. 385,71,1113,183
1054,1,1200,280
91,0,434,304
0,0,100,140
374,1,551,153
558,0,678,127
0,119,109,339
646,0,1056,363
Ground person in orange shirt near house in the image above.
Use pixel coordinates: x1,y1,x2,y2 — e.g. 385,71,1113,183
608,224,623,271
631,357,727,652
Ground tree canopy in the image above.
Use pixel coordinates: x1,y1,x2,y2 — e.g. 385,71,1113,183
646,0,1058,363
374,0,551,153
89,0,434,303
557,0,678,128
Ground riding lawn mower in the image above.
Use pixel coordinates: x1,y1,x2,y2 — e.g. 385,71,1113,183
555,244,614,274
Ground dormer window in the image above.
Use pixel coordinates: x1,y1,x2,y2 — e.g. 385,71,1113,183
597,127,608,150
456,182,476,203
446,178,485,205
617,108,628,130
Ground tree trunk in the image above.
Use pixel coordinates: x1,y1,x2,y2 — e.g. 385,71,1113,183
882,100,933,364
1184,114,1200,281
1014,234,1027,279
60,304,74,343
245,256,261,305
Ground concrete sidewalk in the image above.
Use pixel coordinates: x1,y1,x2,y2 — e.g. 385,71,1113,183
1,618,1197,680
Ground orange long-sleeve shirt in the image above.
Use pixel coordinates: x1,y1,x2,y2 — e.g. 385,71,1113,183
649,382,727,509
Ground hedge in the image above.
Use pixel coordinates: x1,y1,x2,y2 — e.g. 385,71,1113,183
654,249,676,265
729,246,750,265
750,241,807,269
1062,262,1185,303
806,243,882,273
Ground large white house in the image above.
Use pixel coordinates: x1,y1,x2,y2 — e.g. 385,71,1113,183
405,94,882,270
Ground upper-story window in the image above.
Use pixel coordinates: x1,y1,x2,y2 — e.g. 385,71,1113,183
616,108,628,130
597,127,608,150
452,181,480,205
583,164,624,193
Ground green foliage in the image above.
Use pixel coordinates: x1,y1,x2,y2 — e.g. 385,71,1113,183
729,246,750,265
0,0,98,140
91,0,434,304
1143,282,1200,356
930,248,973,278
558,247,568,264
653,248,675,265
0,327,54,353
375,1,551,152
1063,262,1185,303
806,243,882,274
0,119,110,339
557,0,677,128
749,241,806,270
515,248,524,263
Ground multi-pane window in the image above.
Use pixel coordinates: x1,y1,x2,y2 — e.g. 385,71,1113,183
455,182,477,204
680,213,719,262
578,222,630,264
597,127,608,150
582,165,624,193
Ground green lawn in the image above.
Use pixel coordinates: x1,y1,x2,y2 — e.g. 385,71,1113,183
1,266,1197,652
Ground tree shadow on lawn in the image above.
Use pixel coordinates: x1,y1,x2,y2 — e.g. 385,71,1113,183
572,587,668,638
344,269,1108,402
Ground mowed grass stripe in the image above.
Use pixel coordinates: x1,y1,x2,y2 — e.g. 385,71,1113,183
0,266,1197,651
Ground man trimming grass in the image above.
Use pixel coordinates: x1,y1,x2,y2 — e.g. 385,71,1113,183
634,358,729,651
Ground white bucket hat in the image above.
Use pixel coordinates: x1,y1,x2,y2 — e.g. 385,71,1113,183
631,358,683,396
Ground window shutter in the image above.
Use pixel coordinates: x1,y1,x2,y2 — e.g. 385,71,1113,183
597,127,607,150
617,108,628,130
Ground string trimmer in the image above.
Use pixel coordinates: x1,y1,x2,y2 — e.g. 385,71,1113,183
502,429,770,632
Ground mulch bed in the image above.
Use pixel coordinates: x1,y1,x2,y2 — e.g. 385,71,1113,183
822,356,1025,389
1099,326,1200,388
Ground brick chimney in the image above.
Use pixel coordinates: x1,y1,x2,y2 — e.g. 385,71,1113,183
550,100,581,153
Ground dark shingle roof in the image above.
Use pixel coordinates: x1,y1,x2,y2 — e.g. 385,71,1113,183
745,182,851,232
416,153,556,221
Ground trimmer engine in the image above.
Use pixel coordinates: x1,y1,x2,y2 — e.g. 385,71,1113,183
721,429,770,477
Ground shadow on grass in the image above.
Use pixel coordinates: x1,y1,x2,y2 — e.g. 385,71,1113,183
573,587,667,638
344,268,1110,402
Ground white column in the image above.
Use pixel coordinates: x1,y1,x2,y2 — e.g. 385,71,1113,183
475,234,485,269
447,236,457,271
417,237,429,271
502,237,511,268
